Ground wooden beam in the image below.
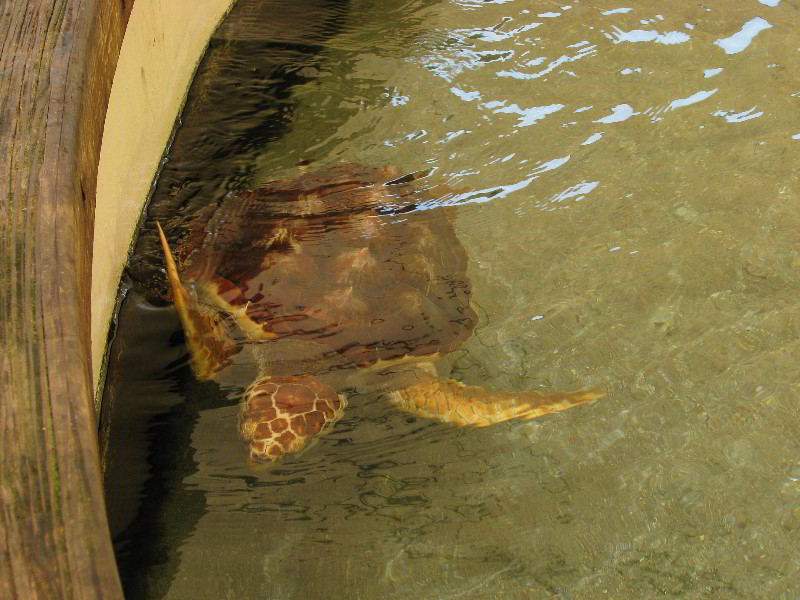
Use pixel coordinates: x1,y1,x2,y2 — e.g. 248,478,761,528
0,0,132,597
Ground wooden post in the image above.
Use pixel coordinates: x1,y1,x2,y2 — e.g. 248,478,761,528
1,0,132,597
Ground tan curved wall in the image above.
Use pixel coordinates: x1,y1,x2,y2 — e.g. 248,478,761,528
91,0,235,397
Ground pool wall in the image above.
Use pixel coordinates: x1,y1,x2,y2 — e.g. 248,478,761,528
0,0,231,597
91,0,235,402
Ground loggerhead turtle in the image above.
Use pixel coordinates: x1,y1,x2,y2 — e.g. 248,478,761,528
156,163,604,462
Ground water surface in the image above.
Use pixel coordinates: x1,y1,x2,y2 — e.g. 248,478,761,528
103,0,800,597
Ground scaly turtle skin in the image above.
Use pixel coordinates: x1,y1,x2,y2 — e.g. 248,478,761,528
157,163,603,462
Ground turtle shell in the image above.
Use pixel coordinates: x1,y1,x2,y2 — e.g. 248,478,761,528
177,163,477,372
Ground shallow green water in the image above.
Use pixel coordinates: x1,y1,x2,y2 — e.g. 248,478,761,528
103,0,800,597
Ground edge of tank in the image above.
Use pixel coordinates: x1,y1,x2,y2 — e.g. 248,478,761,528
91,0,236,412
0,0,232,596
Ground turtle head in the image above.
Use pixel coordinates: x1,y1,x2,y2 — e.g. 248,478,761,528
238,375,346,462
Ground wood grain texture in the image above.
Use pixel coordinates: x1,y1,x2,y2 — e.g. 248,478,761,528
0,0,131,597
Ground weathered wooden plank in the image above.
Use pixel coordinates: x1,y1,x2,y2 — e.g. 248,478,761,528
0,0,131,597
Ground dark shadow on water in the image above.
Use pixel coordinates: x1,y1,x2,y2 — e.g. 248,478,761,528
112,376,216,600
102,1,355,597
101,286,229,599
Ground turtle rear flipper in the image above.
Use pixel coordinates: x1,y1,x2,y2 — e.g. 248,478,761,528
388,379,603,427
157,222,238,379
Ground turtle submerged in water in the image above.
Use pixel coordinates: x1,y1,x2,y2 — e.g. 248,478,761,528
157,163,603,462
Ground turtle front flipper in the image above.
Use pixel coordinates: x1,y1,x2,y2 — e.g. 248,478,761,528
387,379,603,427
239,376,347,462
157,222,238,380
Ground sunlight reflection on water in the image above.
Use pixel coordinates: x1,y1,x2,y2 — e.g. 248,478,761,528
105,0,800,597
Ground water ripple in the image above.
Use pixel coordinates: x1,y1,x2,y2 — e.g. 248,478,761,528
109,0,800,597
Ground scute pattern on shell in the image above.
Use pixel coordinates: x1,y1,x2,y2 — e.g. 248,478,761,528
178,163,477,372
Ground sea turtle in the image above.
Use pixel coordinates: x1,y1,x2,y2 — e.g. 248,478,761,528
157,163,603,462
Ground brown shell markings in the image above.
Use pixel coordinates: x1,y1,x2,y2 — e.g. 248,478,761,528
178,163,477,371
